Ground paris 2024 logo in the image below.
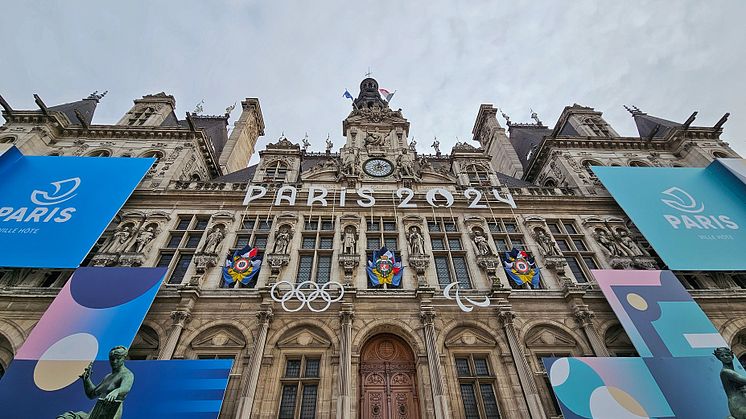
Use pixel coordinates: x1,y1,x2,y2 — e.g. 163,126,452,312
660,186,738,230
0,178,79,224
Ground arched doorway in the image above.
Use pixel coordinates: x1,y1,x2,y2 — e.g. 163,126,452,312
359,333,420,419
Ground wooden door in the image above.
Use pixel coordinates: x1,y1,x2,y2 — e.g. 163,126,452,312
360,334,420,419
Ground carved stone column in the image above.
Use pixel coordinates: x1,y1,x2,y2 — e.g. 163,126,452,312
496,307,546,419
420,307,451,419
574,306,609,356
158,310,191,360
337,304,354,419
236,306,273,419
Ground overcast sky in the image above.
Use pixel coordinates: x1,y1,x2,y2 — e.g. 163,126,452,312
2,1,745,165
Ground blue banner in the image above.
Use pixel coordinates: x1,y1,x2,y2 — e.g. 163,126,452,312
0,146,153,268
593,160,746,270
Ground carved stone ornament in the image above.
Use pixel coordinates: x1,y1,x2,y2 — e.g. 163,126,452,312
90,254,119,267
609,256,633,270
266,253,290,277
338,254,360,283
193,253,219,274
543,256,567,272
117,253,145,267
408,254,430,277
632,256,657,270
476,255,502,285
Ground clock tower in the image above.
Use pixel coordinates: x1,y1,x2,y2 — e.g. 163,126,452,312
340,78,414,186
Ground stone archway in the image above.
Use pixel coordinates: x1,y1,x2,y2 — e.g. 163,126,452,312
359,333,420,419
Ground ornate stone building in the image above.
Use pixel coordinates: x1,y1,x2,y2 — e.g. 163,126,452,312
0,79,744,418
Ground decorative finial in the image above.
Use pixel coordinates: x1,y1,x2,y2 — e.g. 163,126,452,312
499,108,511,126
225,102,236,117
624,105,644,116
86,90,107,101
302,133,310,152
530,108,542,125
365,67,373,77
193,99,204,115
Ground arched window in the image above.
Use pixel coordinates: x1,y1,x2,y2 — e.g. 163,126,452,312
140,150,164,162
465,164,490,186
629,160,650,167
543,178,557,188
128,325,160,360
86,149,111,157
0,333,13,380
713,151,730,159
0,136,15,144
581,160,603,178
264,161,288,181
190,173,202,182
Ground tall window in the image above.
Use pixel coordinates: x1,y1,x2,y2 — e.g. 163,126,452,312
128,107,155,126
583,117,610,137
159,214,210,285
278,356,320,419
265,161,288,182
546,220,597,283
465,164,490,186
454,355,501,419
366,217,400,289
298,216,334,284
486,219,526,253
224,215,272,288
429,217,471,289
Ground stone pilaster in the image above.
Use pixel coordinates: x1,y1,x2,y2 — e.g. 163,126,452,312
337,303,354,419
158,310,191,360
236,305,273,419
496,307,546,419
574,306,609,356
420,306,451,419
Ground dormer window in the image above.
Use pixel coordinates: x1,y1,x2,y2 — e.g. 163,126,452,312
141,150,164,163
265,161,288,181
128,107,155,126
466,165,490,186
583,117,610,137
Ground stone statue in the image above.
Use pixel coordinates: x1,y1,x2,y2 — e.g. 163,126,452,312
431,139,440,155
471,229,492,256
340,148,359,177
408,139,417,152
534,227,561,257
325,136,333,153
396,152,418,179
273,225,293,254
714,347,746,419
57,346,133,419
364,131,385,147
342,226,357,254
108,226,131,253
302,137,310,152
200,226,225,254
614,228,649,257
133,225,156,253
407,226,425,256
418,155,432,171
594,228,621,257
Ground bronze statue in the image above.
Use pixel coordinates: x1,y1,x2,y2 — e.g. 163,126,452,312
57,346,134,419
715,347,746,419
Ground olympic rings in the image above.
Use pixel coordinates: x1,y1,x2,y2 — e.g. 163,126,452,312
443,282,491,313
270,280,345,312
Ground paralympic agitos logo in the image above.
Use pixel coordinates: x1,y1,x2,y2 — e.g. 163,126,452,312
661,186,738,230
0,178,79,223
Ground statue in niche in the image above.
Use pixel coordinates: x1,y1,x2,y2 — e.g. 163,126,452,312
342,226,357,254
107,225,132,253
407,226,425,256
339,148,360,177
396,151,418,179
200,225,225,254
534,227,561,257
133,225,156,253
613,228,650,257
594,228,621,257
57,346,133,419
471,228,493,256
714,347,746,419
272,225,293,254
364,131,386,148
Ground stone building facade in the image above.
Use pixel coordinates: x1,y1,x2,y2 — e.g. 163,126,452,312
0,79,744,419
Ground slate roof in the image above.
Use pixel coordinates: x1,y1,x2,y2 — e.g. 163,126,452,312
48,97,98,125
508,124,552,170
213,164,258,182
633,113,681,139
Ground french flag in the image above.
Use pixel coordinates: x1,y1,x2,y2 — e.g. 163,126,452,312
378,88,396,103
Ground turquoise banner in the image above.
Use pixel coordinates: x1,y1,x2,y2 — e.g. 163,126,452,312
593,159,746,270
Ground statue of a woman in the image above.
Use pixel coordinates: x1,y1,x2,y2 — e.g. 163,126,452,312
714,347,746,419
57,346,134,419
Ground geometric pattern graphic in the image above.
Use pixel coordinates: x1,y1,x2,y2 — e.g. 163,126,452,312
0,146,154,268
0,267,233,418
593,160,746,270
543,269,737,418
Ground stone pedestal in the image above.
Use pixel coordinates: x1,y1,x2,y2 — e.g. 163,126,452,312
266,253,290,278
632,256,657,270
193,252,219,274
90,253,119,267
337,254,360,285
476,255,502,286
408,254,430,287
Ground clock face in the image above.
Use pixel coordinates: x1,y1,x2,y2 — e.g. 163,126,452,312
364,158,394,177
